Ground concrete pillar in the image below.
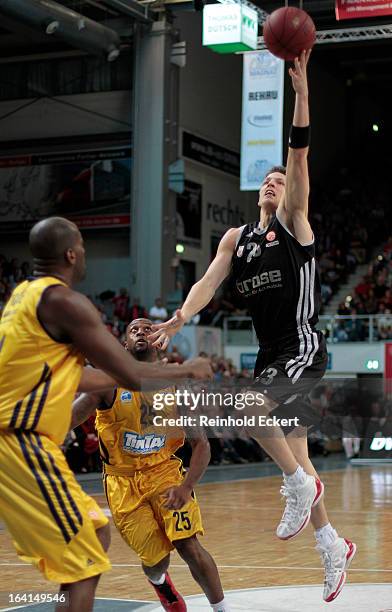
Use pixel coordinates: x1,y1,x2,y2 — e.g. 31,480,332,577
130,18,179,311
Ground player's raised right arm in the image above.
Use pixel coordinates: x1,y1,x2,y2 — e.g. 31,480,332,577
38,286,212,389
150,227,239,350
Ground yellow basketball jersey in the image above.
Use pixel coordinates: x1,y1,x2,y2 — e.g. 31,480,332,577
0,277,84,444
96,387,185,473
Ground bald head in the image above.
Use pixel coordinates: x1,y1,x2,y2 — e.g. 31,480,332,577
127,318,153,333
29,217,86,283
30,217,79,260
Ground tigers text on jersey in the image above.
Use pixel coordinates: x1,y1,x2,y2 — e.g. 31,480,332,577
0,277,83,445
96,387,185,474
231,214,321,344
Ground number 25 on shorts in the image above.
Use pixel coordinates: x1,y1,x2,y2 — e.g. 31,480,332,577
173,510,191,532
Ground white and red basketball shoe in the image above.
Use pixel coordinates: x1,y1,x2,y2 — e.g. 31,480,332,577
317,537,357,602
149,572,187,611
276,474,324,540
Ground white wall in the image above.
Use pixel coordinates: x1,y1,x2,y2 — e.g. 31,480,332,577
76,232,131,296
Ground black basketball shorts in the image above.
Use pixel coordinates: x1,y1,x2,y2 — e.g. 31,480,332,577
253,330,328,433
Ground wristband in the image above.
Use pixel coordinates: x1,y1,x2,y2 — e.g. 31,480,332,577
289,125,310,149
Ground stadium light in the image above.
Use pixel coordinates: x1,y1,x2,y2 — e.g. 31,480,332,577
45,19,60,34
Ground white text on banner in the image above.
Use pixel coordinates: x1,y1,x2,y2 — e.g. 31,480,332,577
240,51,284,191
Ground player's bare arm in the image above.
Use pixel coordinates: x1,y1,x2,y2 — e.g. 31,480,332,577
70,389,113,430
150,227,240,350
278,49,313,245
78,367,117,393
163,432,211,510
38,285,213,388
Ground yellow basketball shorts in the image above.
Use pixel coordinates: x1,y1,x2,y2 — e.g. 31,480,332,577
104,458,204,567
0,430,111,583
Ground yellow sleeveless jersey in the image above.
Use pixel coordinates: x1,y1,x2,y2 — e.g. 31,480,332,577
96,387,185,473
0,277,84,445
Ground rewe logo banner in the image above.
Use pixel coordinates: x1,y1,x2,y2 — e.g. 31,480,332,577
336,0,392,20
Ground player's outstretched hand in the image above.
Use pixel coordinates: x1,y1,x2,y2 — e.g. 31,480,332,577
163,484,192,509
289,49,311,96
186,357,213,380
149,309,186,350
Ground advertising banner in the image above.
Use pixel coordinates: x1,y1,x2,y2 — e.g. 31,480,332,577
182,131,240,177
336,0,392,20
0,147,131,231
241,51,284,191
202,3,258,54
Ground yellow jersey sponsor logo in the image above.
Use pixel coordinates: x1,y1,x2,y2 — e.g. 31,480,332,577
123,431,166,454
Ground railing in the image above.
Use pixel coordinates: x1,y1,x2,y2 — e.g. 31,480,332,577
223,315,392,345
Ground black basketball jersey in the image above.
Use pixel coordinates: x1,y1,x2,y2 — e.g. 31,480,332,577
231,214,321,344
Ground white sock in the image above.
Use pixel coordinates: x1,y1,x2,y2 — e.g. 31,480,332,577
211,598,230,612
149,573,166,585
284,465,307,486
315,523,338,549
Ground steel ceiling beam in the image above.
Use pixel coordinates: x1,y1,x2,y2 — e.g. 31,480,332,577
0,0,122,59
102,0,153,23
256,23,392,49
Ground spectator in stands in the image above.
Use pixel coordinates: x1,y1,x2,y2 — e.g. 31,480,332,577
240,368,252,379
106,315,121,339
112,287,129,321
373,275,388,301
80,415,101,473
199,297,221,325
384,236,392,255
334,322,348,342
320,278,332,305
129,297,148,321
5,257,21,287
20,261,31,280
98,289,115,321
63,428,84,473
337,301,351,316
355,276,372,301
380,288,392,311
345,307,365,341
149,297,168,324
166,345,184,364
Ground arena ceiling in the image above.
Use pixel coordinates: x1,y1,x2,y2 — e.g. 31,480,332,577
1,0,392,80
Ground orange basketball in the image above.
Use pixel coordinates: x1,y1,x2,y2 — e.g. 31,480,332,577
263,6,316,61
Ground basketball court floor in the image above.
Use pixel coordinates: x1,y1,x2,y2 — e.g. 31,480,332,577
1,457,391,611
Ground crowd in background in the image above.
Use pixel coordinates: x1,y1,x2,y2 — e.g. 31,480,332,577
82,170,392,334
2,166,392,473
0,170,390,328
333,237,392,341
64,354,390,473
0,256,31,317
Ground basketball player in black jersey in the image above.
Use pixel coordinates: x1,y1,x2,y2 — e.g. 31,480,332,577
150,51,356,602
